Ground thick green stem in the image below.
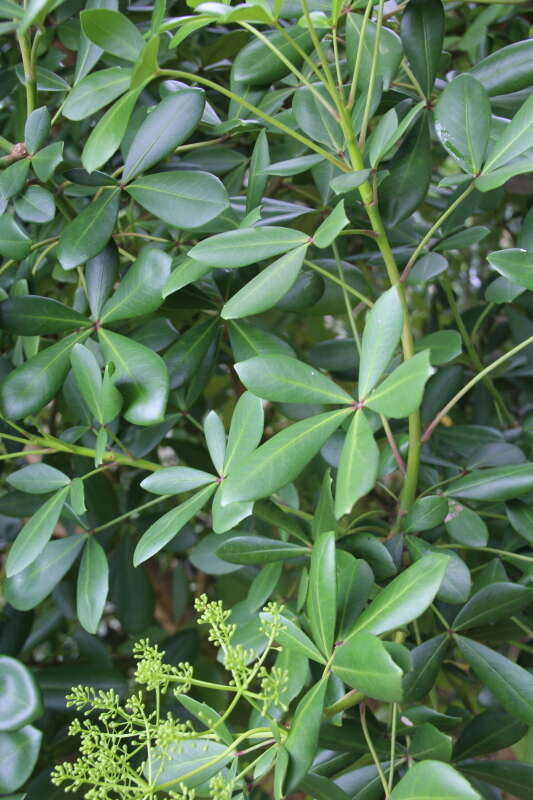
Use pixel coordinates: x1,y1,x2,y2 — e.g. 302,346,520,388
17,32,36,116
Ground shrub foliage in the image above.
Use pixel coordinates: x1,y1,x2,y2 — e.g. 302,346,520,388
1,0,533,798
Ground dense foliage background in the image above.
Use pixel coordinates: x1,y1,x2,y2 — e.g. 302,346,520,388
1,0,533,798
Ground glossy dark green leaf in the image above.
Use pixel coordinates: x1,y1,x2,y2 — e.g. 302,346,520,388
235,355,352,405
203,409,226,475
14,185,55,223
406,252,448,285
122,90,205,181
336,552,373,638
221,245,307,319
400,0,444,96
0,215,31,260
150,738,231,790
7,463,69,495
446,463,533,502
6,486,70,578
233,25,313,86
333,632,403,702
379,114,432,225
445,504,488,547
82,88,140,172
345,552,449,640
220,408,351,505
126,171,228,229
434,75,490,174
1,330,88,420
452,583,533,631
259,611,325,664
335,409,379,519
483,92,533,174
470,39,533,96
307,530,336,657
0,657,42,731
165,318,219,389
358,287,403,398
134,484,216,565
285,677,328,792
80,9,145,62
391,761,479,800
403,495,448,533
31,140,63,181
415,331,462,366
339,532,396,580
217,535,308,565
0,296,90,335
453,711,528,760
366,351,433,418
190,226,310,268
100,246,171,323
458,761,532,800
141,466,216,495
5,536,86,611
487,249,533,291
0,726,42,794
63,67,132,120
456,635,533,725
77,537,108,634
403,634,448,704
70,343,104,423
99,329,169,425
224,391,264,473
410,724,452,762
57,189,119,270
24,107,50,155
346,13,403,91
506,500,533,544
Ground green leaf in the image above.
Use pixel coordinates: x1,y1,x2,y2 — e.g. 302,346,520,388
126,171,228,229
162,256,212,297
175,695,232,747
7,463,70,495
80,9,145,62
452,583,533,631
69,477,86,515
217,535,308,565
345,552,449,640
190,226,310,268
0,296,90,335
141,467,216,495
0,727,42,794
455,636,533,726
403,634,449,704
483,92,533,174
220,408,351,505
165,318,219,389
400,0,444,96
134,484,216,565
445,505,488,547
264,154,324,177
122,90,205,181
82,89,140,173
307,531,336,657
293,84,343,151
330,169,372,195
487,249,533,291
333,632,403,702
63,67,132,120
446,463,533,502
406,252,448,285
285,677,328,792
99,329,169,425
77,537,108,634
70,343,104,423
31,141,63,182
312,470,336,540
14,186,55,223
434,75,491,174
232,25,313,86
0,657,42,731
458,761,532,800
150,738,231,790
403,495,448,533
336,552,373,638
259,611,325,664
1,331,89,420
454,712,528,760
346,13,403,91
365,350,433,418
235,355,353,405
224,391,264,473
415,330,462,365
410,724,452,762
506,500,533,544
470,39,533,96
6,486,70,578
100,246,171,323
204,410,226,475
391,761,480,800
24,107,50,155
221,245,307,319
335,409,379,519
57,188,119,270
314,201,349,249
17,0,54,33
358,286,403,399
0,215,31,260
379,114,432,225
5,536,86,611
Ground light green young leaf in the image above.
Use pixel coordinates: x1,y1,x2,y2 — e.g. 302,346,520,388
141,467,217,496
333,632,404,702
77,537,108,634
358,286,403,399
307,530,336,657
483,91,533,173
434,75,491,173
7,463,70,495
204,410,226,475
100,246,171,323
224,391,264,473
189,226,310,268
335,409,379,519
6,487,70,577
313,201,349,249
285,677,328,792
365,350,434,418
487,249,533,291
390,760,480,800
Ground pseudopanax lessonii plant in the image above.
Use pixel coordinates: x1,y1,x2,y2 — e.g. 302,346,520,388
1,0,533,798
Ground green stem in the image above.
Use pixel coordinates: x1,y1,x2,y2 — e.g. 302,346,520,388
358,0,384,147
305,257,373,307
0,135,13,153
435,543,533,564
360,704,390,798
348,0,373,108
323,689,365,718
17,31,36,116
